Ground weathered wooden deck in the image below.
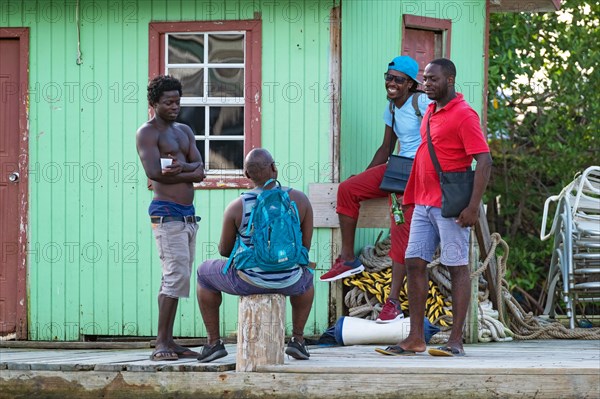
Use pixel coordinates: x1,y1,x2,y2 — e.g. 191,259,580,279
1,339,598,398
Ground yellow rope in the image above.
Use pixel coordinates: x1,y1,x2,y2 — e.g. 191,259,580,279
343,268,453,327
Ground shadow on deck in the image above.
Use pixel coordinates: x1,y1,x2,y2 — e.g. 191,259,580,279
0,339,598,398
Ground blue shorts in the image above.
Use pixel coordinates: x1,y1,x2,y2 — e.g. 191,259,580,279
405,205,470,266
197,259,314,296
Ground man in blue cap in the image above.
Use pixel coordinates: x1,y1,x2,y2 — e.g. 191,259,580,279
320,56,432,324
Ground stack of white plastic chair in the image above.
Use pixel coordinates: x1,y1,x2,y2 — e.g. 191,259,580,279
540,166,600,328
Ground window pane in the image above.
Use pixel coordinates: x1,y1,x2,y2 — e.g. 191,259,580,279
169,68,204,97
177,106,206,136
208,34,244,63
208,140,244,170
168,34,204,64
207,68,243,98
209,107,244,136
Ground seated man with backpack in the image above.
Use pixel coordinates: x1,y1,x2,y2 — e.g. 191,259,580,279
196,148,314,362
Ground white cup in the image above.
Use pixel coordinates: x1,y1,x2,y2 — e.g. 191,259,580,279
160,158,173,169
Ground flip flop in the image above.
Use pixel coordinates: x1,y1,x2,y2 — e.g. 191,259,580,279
375,345,417,356
150,349,179,361
174,347,199,359
428,346,465,357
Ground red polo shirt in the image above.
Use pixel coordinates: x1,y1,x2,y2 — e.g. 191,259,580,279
403,93,490,207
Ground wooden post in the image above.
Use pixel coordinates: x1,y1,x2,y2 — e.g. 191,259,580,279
236,294,286,372
474,202,500,311
329,228,345,326
464,230,479,344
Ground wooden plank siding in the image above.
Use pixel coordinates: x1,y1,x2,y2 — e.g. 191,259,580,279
2,0,336,340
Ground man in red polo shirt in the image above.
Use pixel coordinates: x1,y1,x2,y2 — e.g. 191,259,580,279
376,58,492,357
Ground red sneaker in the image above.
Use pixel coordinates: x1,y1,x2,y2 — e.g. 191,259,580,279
319,257,364,282
376,299,404,323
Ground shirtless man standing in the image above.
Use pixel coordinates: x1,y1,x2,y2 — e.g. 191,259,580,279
136,75,206,361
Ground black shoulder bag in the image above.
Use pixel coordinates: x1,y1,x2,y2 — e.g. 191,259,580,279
426,114,475,218
378,93,422,193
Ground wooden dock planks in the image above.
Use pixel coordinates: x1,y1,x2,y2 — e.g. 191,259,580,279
0,340,598,398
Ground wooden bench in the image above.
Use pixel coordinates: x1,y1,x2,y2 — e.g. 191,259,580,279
236,294,286,372
308,183,494,344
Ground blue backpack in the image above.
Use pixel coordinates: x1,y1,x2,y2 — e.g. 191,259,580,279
223,179,309,273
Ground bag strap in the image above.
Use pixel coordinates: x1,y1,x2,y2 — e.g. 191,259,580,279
223,236,241,274
426,113,471,175
388,92,422,158
426,113,443,175
387,101,397,157
412,92,423,122
262,178,280,189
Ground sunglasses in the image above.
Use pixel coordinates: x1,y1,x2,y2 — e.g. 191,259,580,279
384,73,409,84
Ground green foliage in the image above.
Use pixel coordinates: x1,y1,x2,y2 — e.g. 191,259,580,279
487,0,599,304
503,240,548,292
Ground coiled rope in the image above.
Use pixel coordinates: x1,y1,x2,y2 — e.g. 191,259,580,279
343,232,600,341
344,236,453,327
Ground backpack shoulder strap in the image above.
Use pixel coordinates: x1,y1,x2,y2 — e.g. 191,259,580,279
280,186,293,202
262,178,281,189
223,234,241,274
279,186,299,216
412,92,423,122
223,192,256,274
244,200,258,235
387,101,397,157
239,191,259,235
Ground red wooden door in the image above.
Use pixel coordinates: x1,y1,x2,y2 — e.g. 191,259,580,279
402,28,435,82
403,26,448,85
0,33,27,338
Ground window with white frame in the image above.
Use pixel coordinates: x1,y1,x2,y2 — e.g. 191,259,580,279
149,21,261,185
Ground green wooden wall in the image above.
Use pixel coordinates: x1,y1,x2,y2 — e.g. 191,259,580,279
341,0,488,250
1,0,335,340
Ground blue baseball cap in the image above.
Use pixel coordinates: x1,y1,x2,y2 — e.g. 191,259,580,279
387,56,421,84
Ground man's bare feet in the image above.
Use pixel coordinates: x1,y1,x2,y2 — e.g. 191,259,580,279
397,337,427,353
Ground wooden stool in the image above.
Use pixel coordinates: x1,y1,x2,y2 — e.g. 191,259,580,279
236,294,286,372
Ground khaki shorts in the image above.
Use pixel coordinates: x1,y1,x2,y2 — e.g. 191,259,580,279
152,220,198,298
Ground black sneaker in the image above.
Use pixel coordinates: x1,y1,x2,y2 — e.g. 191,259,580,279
285,337,310,360
197,339,228,363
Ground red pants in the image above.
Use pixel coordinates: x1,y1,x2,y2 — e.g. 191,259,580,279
336,163,413,264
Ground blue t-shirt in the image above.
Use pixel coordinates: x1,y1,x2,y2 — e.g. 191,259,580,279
383,93,432,158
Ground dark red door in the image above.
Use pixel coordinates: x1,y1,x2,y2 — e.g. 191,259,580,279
403,28,435,81
0,31,28,338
